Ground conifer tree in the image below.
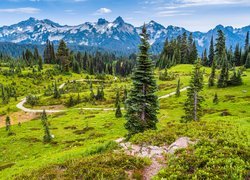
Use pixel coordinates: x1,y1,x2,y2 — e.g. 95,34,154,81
245,31,249,51
34,47,39,62
5,116,11,132
202,48,208,66
182,60,204,122
245,52,250,69
217,51,229,88
53,81,61,99
56,40,70,72
176,78,181,97
208,60,216,87
215,30,226,66
38,56,43,71
213,93,219,104
41,110,52,143
115,89,122,118
125,25,158,137
208,36,214,67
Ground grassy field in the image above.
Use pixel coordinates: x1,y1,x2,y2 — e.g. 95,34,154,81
0,64,249,179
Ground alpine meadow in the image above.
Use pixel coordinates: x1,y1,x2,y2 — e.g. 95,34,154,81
0,0,249,179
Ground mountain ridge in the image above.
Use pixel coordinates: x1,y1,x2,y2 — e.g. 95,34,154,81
0,17,249,56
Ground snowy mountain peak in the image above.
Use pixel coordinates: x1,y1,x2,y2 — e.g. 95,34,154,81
0,17,249,55
97,18,108,25
114,16,124,24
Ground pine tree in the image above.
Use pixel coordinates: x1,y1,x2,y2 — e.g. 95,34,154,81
208,36,214,67
245,31,249,51
182,60,204,122
202,48,208,66
208,60,216,87
115,89,122,118
56,40,70,72
34,47,39,63
38,56,43,71
53,81,61,99
181,32,188,64
234,43,241,66
41,110,52,143
245,52,250,69
125,25,158,137
217,51,229,88
215,30,226,66
176,78,181,97
228,68,243,86
115,103,122,118
5,116,11,132
213,93,219,104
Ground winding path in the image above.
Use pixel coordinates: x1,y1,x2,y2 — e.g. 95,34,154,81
16,79,189,113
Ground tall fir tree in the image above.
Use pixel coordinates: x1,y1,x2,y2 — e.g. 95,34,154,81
41,110,52,143
5,116,11,132
53,81,61,99
245,52,250,69
217,51,229,88
176,78,181,97
56,40,70,72
182,60,204,122
215,30,226,66
38,56,43,71
125,25,158,137
208,36,214,67
115,89,122,118
208,60,216,87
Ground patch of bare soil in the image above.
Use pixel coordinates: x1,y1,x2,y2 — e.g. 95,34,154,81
0,111,39,128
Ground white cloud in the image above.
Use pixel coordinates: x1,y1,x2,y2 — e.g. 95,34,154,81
95,8,112,15
0,7,40,14
159,0,250,9
155,10,192,17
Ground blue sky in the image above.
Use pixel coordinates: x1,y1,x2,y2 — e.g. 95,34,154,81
0,0,249,32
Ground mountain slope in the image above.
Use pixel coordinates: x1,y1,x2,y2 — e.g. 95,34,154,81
0,17,249,55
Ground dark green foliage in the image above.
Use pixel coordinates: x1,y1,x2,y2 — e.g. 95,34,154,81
208,60,216,87
201,48,208,66
215,30,226,66
234,43,241,66
157,32,197,69
213,93,219,104
26,94,39,107
44,40,56,64
176,78,181,97
96,86,104,101
125,25,158,137
228,69,243,86
57,40,70,72
41,110,52,143
53,81,61,99
38,56,43,71
217,51,229,88
245,52,250,69
208,36,214,67
67,95,75,107
182,60,204,122
115,103,122,118
5,116,11,132
159,68,175,81
115,90,122,118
